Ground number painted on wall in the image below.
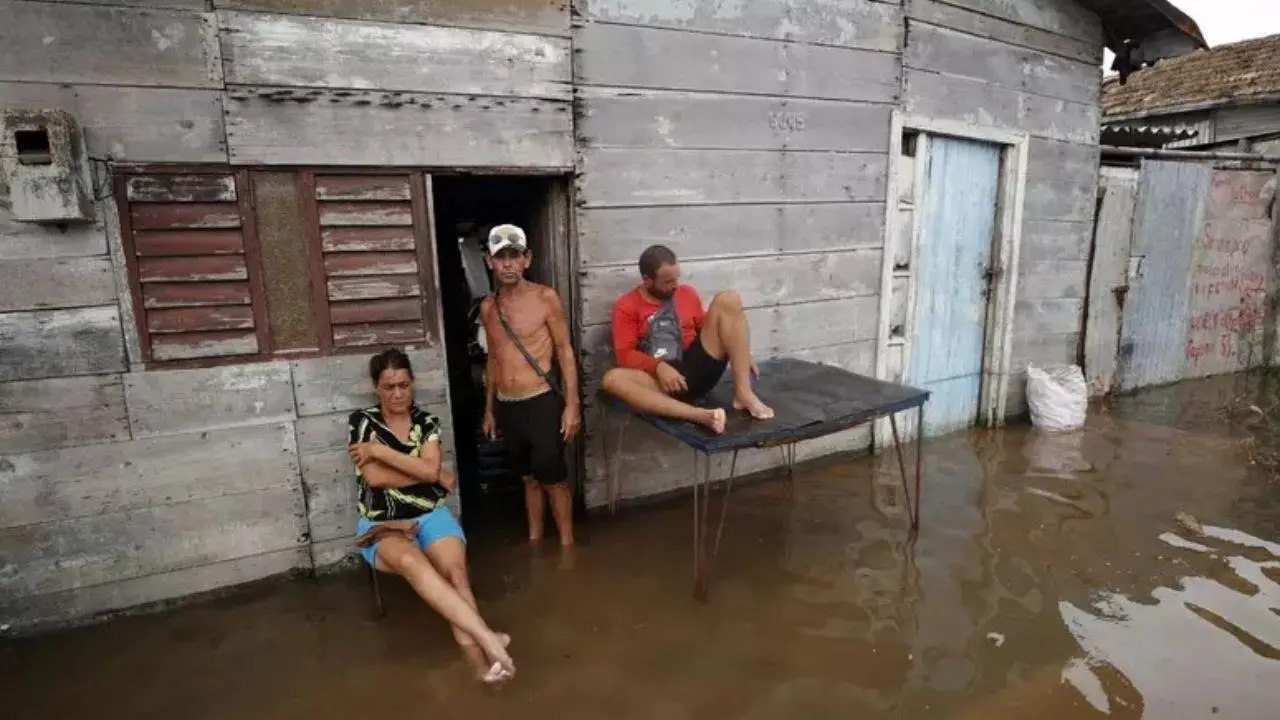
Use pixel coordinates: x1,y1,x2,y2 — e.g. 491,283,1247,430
768,111,806,133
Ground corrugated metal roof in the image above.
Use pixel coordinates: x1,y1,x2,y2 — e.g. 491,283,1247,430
1104,33,1280,120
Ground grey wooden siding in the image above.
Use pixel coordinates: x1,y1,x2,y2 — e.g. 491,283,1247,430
574,0,901,505
901,0,1103,414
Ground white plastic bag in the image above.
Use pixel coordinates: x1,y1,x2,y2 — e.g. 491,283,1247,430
1025,364,1088,431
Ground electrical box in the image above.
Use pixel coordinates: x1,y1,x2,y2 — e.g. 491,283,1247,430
0,109,92,223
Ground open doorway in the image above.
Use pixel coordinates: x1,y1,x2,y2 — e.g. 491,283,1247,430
431,174,576,543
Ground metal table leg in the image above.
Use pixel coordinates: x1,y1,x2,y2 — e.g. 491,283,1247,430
693,447,741,602
604,411,630,515
914,404,924,531
888,410,922,534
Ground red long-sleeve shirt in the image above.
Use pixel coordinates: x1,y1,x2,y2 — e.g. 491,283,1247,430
612,286,705,374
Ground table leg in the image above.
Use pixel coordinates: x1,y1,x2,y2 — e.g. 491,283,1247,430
914,404,924,532
693,449,714,600
710,449,740,561
888,412,917,531
606,413,630,515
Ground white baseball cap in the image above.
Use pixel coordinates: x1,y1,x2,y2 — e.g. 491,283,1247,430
487,224,527,255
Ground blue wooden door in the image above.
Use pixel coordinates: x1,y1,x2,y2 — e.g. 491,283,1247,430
908,136,1002,437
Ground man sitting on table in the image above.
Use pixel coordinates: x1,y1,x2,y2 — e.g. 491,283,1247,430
601,244,774,435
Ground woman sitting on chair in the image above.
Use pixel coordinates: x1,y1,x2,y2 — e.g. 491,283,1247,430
348,348,514,683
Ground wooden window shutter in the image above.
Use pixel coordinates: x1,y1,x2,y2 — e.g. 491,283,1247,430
308,173,437,349
117,172,269,363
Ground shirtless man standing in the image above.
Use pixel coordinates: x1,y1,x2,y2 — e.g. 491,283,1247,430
479,224,581,546
602,244,773,434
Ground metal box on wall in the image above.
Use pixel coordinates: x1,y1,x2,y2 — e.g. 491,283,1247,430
0,108,93,223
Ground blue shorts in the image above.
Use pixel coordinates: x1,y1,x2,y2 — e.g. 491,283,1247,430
356,508,465,568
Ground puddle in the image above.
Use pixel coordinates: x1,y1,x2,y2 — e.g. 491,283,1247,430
2,373,1278,719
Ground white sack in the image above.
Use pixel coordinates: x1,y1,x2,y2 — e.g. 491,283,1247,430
1026,364,1088,431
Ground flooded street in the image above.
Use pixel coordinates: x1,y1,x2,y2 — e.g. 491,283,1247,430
3,374,1278,719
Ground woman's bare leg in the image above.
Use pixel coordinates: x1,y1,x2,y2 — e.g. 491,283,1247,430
423,536,509,680
375,536,514,680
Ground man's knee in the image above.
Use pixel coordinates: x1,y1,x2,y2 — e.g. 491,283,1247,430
602,367,624,394
710,289,744,313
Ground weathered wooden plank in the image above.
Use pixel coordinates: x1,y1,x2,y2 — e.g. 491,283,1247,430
1084,166,1137,395
224,88,573,168
0,487,305,597
579,250,882,326
929,0,1101,44
132,230,245,257
0,306,125,382
0,422,299,528
0,2,220,87
0,375,129,454
130,203,241,231
0,206,106,259
907,0,1100,64
123,362,295,437
1,546,307,633
317,202,413,228
1019,219,1092,262
315,175,411,202
34,0,207,11
1016,260,1087,299
218,0,570,37
322,226,417,253
126,175,236,204
290,346,447,417
578,148,888,208
1014,298,1083,337
146,305,256,334
137,255,248,283
905,22,1099,105
327,275,422,301
1024,138,1099,222
0,83,226,163
574,22,900,102
579,89,893,151
1010,331,1079,371
0,256,116,312
578,202,885,267
150,330,259,361
323,251,418,277
578,0,903,51
142,281,252,309
219,10,571,100
904,69,1100,145
328,298,423,325
332,321,427,347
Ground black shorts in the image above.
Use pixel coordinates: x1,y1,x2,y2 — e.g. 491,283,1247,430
495,389,567,486
671,332,728,402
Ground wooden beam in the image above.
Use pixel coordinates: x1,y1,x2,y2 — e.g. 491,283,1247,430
220,10,571,100
0,306,126,382
0,374,129,454
0,256,117,312
123,362,296,437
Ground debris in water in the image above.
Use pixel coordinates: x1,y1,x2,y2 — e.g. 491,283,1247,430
1175,512,1204,537
986,632,1005,647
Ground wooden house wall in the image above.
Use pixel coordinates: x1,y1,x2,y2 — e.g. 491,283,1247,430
572,0,904,507
0,0,561,631
3,0,1117,628
900,0,1105,413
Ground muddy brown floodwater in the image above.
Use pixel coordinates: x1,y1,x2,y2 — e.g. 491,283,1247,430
3,374,1279,719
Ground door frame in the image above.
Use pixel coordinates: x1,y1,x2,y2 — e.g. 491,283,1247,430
873,112,1030,446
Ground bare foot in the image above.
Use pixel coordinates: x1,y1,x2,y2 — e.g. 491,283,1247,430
733,391,774,420
479,633,515,684
700,407,727,434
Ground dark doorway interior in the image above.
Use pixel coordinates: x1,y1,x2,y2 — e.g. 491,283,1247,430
431,174,575,544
